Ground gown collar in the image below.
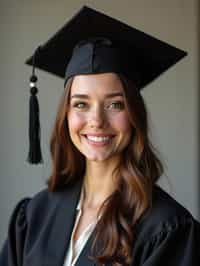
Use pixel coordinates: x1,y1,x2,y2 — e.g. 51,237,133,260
44,178,99,266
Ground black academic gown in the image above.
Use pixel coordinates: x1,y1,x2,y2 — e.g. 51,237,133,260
0,178,199,266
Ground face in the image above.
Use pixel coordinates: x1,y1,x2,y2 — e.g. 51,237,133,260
67,73,132,163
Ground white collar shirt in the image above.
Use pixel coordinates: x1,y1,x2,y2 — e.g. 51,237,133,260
63,187,101,266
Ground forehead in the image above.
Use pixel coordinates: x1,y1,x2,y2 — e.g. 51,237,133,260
70,73,124,96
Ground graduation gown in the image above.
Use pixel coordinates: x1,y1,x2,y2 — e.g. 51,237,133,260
0,179,199,266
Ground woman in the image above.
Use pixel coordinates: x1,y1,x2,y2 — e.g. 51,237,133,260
0,5,199,266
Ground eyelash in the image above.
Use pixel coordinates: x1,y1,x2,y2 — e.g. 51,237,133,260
72,101,125,110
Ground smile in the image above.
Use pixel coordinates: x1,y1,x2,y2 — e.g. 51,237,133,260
83,134,115,146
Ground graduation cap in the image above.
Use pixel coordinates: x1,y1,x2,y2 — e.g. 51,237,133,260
25,5,187,164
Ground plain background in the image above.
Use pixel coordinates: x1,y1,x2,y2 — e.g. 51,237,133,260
0,0,199,246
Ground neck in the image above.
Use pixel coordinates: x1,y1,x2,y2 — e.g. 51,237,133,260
82,158,119,209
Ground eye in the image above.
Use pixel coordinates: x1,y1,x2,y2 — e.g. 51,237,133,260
108,101,125,110
72,102,88,109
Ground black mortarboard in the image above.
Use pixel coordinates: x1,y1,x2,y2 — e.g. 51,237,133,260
25,5,187,164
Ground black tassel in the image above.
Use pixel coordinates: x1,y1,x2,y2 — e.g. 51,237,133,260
27,47,43,164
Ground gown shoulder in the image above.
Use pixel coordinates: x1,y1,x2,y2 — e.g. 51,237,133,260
0,197,31,266
0,183,80,266
132,185,200,265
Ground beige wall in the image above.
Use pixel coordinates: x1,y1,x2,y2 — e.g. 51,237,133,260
0,0,199,245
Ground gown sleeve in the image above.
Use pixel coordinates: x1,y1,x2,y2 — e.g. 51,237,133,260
138,216,200,266
0,198,31,266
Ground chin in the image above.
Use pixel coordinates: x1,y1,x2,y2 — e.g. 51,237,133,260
84,152,119,163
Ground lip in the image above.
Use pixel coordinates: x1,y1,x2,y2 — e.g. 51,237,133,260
82,133,115,137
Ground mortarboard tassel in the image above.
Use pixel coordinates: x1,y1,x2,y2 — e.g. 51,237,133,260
27,46,43,164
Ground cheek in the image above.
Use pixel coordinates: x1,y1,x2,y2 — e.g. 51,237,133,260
110,113,131,132
67,112,86,134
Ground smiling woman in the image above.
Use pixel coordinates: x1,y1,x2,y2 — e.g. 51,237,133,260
0,5,199,266
48,71,164,265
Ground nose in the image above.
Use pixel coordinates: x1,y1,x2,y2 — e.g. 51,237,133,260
88,105,106,129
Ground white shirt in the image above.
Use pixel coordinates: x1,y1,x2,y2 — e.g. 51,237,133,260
63,188,101,266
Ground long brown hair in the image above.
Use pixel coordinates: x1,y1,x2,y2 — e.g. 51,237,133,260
47,74,163,265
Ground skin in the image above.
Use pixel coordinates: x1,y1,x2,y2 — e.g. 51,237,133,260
67,73,132,209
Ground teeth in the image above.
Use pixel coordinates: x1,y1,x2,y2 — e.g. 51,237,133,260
86,135,111,142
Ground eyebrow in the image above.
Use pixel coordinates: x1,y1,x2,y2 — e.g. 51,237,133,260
70,92,123,99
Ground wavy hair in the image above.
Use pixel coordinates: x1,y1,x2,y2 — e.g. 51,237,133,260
47,74,163,265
